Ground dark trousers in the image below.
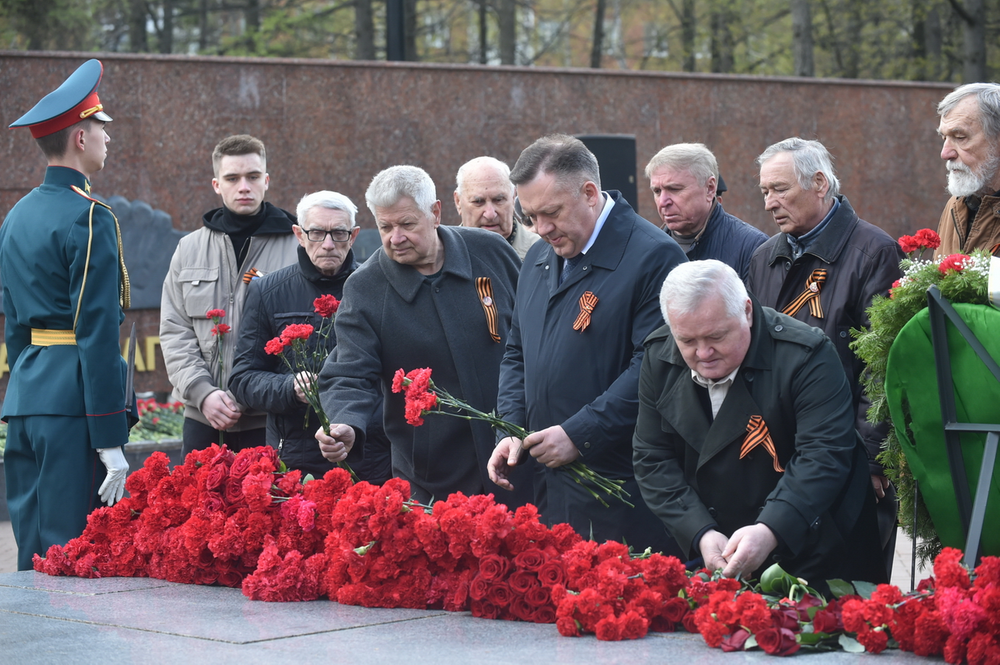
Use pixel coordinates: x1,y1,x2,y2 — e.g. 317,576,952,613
181,418,267,458
5,415,105,571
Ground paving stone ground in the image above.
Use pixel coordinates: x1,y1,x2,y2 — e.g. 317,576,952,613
0,520,939,663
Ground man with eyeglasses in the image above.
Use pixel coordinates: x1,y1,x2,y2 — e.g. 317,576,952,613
160,135,298,456
229,191,391,482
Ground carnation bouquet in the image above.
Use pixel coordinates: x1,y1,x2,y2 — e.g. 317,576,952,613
391,367,633,508
207,308,231,444
851,229,991,560
265,295,355,479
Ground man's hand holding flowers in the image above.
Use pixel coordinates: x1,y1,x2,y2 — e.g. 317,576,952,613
316,423,355,464
293,370,315,404
489,426,582,491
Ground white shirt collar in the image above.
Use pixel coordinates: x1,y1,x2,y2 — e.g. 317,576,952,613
578,192,615,256
690,367,740,419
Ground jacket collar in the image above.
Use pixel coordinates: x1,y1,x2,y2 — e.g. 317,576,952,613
378,224,472,303
666,199,720,243
44,165,90,191
297,244,357,285
532,190,633,292
202,201,297,235
763,195,859,267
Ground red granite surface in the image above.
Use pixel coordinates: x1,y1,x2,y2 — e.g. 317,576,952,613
0,52,955,398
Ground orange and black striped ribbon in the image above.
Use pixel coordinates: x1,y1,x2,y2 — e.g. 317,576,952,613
243,267,263,284
740,415,784,473
781,269,827,319
572,291,599,332
476,277,501,343
990,242,1000,256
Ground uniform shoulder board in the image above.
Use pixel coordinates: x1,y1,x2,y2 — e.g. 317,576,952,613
70,185,112,210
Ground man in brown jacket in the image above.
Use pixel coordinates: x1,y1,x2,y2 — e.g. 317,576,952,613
935,83,1000,257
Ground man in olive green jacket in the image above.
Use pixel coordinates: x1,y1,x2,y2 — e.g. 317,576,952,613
633,260,885,587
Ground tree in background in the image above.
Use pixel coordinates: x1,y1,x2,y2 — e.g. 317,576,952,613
0,0,994,81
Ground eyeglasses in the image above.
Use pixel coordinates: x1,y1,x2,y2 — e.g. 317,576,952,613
301,227,354,243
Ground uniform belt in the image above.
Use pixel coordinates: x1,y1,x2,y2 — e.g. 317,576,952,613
31,329,77,346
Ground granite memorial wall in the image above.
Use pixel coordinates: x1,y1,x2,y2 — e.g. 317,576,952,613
0,51,955,399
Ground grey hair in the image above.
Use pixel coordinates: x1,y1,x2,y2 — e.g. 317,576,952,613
644,143,718,188
757,137,841,202
455,156,514,197
296,190,357,227
938,83,1000,140
365,165,437,217
660,260,748,328
510,134,601,192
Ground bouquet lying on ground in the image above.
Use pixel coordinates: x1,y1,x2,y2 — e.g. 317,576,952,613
32,445,687,636
264,294,355,479
692,547,1000,664
32,444,1000,660
391,367,632,508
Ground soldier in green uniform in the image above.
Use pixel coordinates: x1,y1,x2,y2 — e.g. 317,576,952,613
1,59,131,570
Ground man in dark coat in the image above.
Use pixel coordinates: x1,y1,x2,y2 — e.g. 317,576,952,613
489,135,686,556
316,166,529,506
1,60,131,569
645,143,767,281
747,137,903,578
229,191,390,482
634,260,886,586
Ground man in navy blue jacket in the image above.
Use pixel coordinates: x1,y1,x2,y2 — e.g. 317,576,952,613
646,143,767,282
489,135,686,555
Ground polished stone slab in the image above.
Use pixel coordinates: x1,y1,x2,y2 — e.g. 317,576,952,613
0,571,940,664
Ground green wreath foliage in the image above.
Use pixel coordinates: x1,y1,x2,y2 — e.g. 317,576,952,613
851,250,991,563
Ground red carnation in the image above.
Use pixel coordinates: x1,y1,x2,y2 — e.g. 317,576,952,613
264,337,285,356
206,308,226,320
939,254,971,275
264,338,287,355
280,323,315,343
391,369,406,393
899,235,920,254
856,628,890,654
314,294,340,318
915,228,941,250
211,323,231,336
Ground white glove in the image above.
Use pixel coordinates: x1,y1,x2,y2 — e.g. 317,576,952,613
97,447,129,506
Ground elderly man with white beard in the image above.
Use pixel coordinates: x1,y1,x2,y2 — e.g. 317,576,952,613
935,83,1000,257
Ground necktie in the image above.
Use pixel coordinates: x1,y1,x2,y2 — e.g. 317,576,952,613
560,254,583,285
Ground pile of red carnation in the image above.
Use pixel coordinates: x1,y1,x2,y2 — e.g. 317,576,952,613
33,446,999,659
33,446,694,640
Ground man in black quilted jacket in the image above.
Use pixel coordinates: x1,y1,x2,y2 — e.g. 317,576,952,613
230,190,390,482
